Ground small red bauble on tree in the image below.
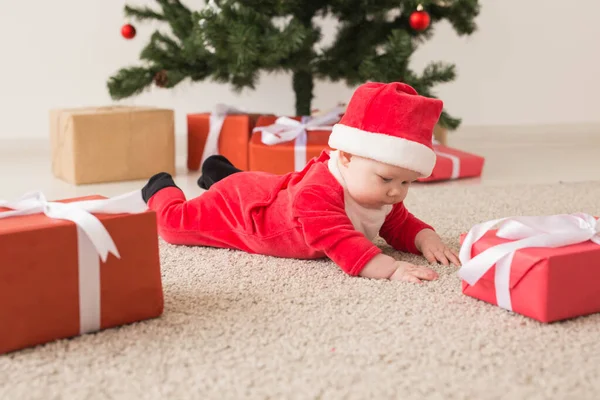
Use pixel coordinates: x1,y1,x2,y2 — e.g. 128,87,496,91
121,23,136,39
409,4,431,31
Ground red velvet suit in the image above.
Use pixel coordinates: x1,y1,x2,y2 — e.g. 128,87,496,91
146,151,433,276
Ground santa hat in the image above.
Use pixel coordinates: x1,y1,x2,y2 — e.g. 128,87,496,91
328,82,443,177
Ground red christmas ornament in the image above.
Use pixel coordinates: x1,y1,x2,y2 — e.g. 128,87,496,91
409,5,431,31
121,23,136,39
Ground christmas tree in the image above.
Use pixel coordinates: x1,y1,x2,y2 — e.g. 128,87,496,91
108,0,480,130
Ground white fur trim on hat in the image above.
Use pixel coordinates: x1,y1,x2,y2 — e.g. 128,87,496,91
328,123,437,177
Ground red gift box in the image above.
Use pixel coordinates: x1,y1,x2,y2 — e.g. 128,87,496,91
249,108,343,175
187,106,269,171
0,191,164,354
249,116,333,174
418,144,484,182
457,214,600,323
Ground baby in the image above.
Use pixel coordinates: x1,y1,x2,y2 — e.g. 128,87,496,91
142,82,460,282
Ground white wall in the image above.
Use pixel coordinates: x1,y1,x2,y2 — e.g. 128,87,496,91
1,0,599,140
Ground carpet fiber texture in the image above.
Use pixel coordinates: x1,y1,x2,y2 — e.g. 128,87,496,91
1,180,600,399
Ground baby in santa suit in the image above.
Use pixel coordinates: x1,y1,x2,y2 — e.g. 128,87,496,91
142,82,460,282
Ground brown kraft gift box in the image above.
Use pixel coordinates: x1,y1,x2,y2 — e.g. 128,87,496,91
0,194,164,354
433,124,448,145
187,112,265,171
50,106,175,185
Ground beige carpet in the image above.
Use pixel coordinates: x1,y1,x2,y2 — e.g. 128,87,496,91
2,180,600,399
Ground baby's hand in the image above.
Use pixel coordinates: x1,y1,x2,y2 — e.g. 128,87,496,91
415,229,461,266
389,261,438,284
360,254,437,282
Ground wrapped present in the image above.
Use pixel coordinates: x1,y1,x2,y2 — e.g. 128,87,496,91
187,104,267,171
433,124,448,146
50,106,175,185
0,191,163,354
249,107,344,175
418,142,484,182
457,213,600,323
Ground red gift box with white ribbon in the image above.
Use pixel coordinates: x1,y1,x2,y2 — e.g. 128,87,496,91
249,107,344,175
418,142,484,182
0,191,163,354
457,213,600,323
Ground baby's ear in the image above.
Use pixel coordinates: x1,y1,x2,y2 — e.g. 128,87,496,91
338,151,353,166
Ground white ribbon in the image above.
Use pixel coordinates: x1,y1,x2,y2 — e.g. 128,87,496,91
0,190,148,334
292,116,310,171
458,213,600,311
255,106,344,146
200,103,245,166
432,138,460,179
252,106,344,172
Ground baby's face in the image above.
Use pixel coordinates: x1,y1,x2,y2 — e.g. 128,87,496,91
337,151,422,209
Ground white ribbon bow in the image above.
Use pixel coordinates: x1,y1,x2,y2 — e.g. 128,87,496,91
251,106,344,172
255,106,344,146
0,190,148,333
200,103,245,166
458,213,600,311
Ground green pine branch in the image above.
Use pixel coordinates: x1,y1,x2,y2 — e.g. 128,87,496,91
124,5,165,21
155,0,194,41
420,62,457,89
140,32,181,67
439,111,461,130
428,0,480,35
107,67,158,99
161,70,187,88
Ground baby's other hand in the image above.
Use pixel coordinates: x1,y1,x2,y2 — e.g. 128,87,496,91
389,261,438,284
415,229,461,266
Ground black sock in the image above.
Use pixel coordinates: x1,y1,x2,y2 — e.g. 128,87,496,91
142,172,179,203
197,155,243,189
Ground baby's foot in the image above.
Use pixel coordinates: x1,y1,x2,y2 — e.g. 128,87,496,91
142,172,178,203
197,155,242,189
